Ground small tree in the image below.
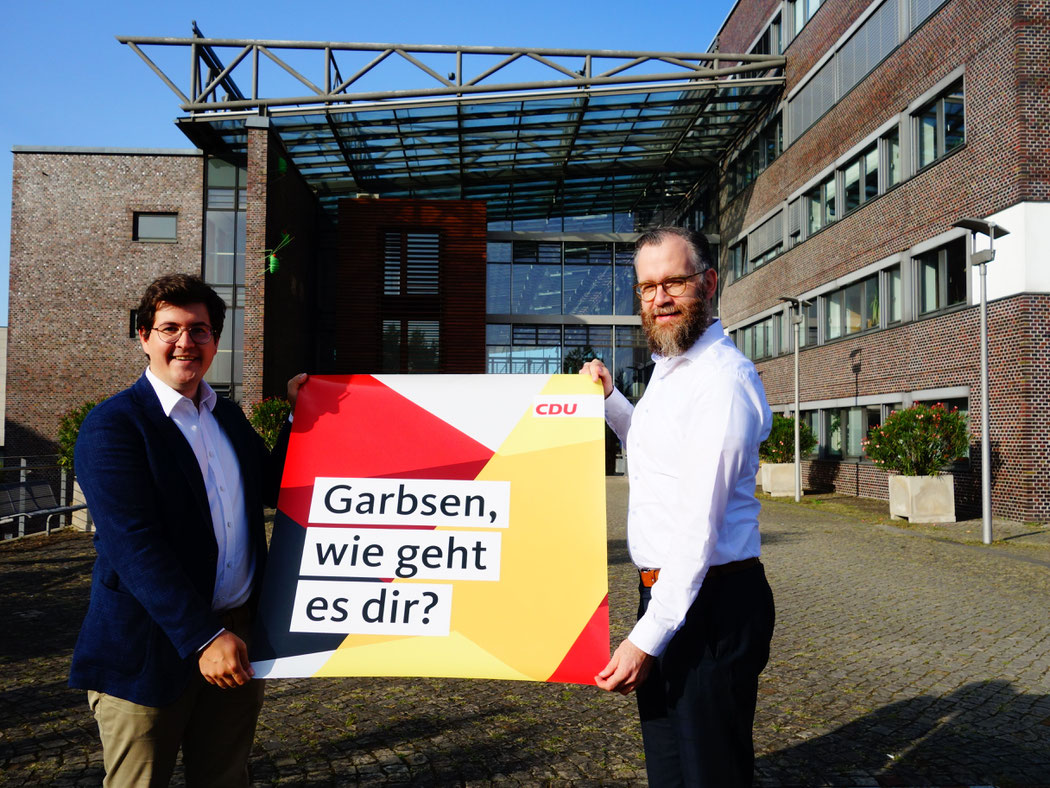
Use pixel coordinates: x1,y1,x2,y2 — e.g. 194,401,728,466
57,402,98,472
248,397,292,451
759,413,817,463
863,402,969,476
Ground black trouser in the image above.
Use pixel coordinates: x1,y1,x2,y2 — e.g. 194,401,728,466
636,563,775,788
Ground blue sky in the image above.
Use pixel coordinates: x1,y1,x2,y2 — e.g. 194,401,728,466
1,0,736,325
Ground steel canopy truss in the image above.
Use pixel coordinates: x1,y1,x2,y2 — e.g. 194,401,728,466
119,33,785,221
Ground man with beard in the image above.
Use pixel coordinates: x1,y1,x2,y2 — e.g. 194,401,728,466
581,226,774,787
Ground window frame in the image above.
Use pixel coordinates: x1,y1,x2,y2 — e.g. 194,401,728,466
132,211,178,243
912,78,965,172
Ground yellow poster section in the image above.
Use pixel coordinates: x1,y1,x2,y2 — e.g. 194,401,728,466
311,375,607,680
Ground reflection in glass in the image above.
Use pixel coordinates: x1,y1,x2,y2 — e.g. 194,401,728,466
614,248,638,315
564,244,612,315
512,242,561,314
887,266,902,322
844,160,861,213
615,326,649,403
918,105,938,168
827,291,843,339
845,282,863,334
886,128,901,187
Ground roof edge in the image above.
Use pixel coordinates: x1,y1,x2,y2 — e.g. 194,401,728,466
11,145,202,156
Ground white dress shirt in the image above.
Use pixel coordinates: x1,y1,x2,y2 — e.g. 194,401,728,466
144,368,254,613
605,320,772,657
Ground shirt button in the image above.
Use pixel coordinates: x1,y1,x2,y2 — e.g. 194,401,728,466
220,486,225,492
226,522,232,529
227,562,233,568
209,451,215,458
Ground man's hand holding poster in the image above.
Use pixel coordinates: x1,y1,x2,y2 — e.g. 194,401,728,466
252,373,609,684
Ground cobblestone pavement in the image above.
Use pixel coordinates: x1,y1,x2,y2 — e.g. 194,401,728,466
1,480,1048,786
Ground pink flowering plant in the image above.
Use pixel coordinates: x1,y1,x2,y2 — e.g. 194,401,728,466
759,414,817,463
862,403,969,476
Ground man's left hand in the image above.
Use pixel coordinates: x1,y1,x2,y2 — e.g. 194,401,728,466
287,373,308,408
199,631,255,689
595,638,654,694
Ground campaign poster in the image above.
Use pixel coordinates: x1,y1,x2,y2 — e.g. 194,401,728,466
251,373,609,684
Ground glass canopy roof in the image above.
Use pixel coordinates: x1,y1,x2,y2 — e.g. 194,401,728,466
121,35,785,222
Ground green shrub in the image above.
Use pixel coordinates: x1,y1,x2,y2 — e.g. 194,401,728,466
863,402,969,476
58,401,98,471
759,413,816,463
248,397,292,450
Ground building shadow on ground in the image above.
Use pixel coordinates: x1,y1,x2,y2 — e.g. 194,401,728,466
758,679,1050,787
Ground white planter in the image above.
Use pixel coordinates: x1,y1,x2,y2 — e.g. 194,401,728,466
761,462,796,497
72,478,93,532
888,474,955,523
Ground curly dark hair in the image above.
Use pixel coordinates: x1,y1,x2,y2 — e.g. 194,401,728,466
136,273,226,339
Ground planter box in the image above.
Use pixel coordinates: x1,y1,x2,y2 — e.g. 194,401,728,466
761,463,796,497
72,478,93,532
888,474,955,523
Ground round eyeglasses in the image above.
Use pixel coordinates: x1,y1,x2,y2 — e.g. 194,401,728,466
633,272,702,301
150,324,215,344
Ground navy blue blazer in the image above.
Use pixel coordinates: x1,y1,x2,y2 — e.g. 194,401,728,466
69,374,279,707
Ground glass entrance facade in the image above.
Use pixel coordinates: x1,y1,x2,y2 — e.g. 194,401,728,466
485,235,649,404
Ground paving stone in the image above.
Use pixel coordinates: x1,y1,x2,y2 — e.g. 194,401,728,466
2,487,1049,786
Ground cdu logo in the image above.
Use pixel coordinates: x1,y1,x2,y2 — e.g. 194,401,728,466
531,395,604,418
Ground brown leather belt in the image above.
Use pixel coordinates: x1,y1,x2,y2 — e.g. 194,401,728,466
639,557,760,587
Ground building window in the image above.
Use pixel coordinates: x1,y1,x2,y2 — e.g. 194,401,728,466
613,247,638,316
564,243,613,315
486,323,615,376
730,239,749,280
486,242,512,313
842,144,879,214
203,157,247,402
752,14,783,55
728,115,782,198
614,326,649,403
384,231,440,295
789,0,822,37
915,79,965,170
883,127,902,189
734,315,775,361
512,241,562,314
916,237,967,315
383,320,440,372
806,173,836,235
133,212,177,242
824,404,881,458
886,265,902,323
823,274,879,340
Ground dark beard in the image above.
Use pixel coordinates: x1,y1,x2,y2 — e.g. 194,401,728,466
641,296,710,357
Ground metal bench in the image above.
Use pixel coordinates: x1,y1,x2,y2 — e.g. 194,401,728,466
0,480,88,538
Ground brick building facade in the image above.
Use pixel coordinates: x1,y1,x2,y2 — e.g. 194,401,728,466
5,0,1048,520
709,0,1050,520
7,148,203,458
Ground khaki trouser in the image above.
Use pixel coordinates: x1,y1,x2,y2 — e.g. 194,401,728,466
88,605,264,787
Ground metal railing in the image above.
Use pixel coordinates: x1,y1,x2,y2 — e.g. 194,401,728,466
0,456,90,540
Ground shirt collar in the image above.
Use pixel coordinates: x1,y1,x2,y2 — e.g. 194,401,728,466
652,319,725,371
144,367,217,417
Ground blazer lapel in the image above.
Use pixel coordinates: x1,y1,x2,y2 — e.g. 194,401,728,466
131,375,212,528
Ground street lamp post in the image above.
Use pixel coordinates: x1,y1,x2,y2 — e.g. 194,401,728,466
952,218,1009,545
779,296,807,502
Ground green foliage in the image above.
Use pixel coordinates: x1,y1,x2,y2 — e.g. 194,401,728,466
248,397,292,450
57,401,98,471
759,413,817,463
863,402,969,476
563,345,598,374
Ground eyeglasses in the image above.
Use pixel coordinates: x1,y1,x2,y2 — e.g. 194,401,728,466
150,324,215,344
633,272,702,301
